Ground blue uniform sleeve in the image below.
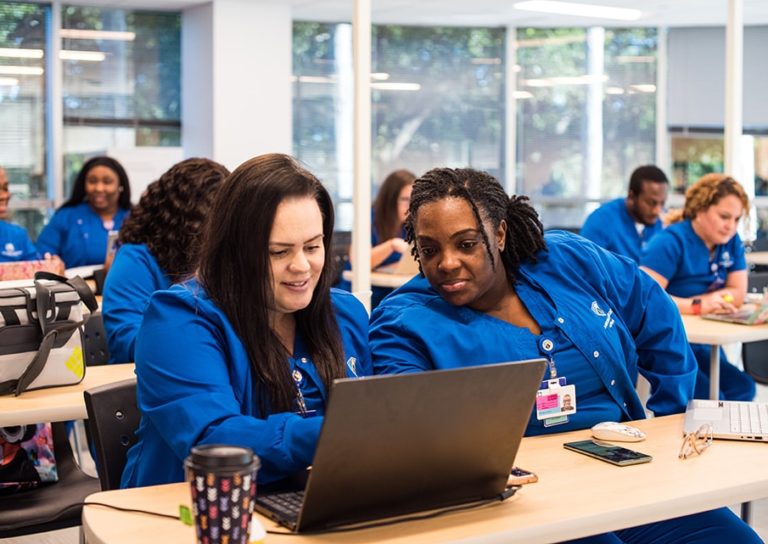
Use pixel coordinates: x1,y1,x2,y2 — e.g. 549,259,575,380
102,245,168,363
135,291,323,482
331,289,373,377
35,210,65,258
639,229,683,281
579,207,610,247
369,295,435,375
577,239,696,416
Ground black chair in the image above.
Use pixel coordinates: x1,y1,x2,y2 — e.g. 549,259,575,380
83,312,111,366
83,378,140,490
331,230,352,286
742,272,768,385
0,421,100,537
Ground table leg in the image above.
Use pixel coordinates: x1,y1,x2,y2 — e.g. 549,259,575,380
709,345,720,400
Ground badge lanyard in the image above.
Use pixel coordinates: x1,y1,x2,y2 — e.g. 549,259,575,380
291,368,317,418
535,337,577,427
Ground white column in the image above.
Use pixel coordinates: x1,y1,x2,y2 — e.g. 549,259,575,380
655,27,669,174
724,0,743,179
45,0,63,206
584,27,604,201
182,0,292,171
351,0,372,311
504,26,518,195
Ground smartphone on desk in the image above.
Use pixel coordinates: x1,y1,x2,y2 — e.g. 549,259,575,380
563,439,652,466
508,466,538,485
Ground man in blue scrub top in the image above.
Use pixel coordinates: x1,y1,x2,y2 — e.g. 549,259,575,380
370,167,760,544
580,165,668,263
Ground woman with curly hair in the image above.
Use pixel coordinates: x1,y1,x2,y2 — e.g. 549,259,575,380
641,173,755,400
102,158,229,363
36,156,132,267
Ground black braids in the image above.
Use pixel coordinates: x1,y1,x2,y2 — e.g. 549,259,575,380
407,166,546,283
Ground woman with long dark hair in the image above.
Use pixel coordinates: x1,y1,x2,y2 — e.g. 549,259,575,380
36,156,132,268
121,153,370,488
102,158,229,363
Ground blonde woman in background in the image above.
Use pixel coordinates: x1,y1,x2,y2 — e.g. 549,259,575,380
641,174,755,401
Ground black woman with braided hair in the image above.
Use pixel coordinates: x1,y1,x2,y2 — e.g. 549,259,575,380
370,166,760,544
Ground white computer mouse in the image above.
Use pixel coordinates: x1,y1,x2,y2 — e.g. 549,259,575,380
590,421,646,442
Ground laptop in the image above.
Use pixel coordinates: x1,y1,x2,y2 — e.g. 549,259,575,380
701,302,768,326
683,399,768,442
254,358,547,532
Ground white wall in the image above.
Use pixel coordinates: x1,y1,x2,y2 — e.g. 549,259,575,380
182,0,292,171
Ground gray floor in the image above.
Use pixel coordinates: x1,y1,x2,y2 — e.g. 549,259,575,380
5,385,768,544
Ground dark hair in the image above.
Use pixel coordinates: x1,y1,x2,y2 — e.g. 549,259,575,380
119,158,229,282
63,156,132,209
199,153,345,414
373,169,416,241
628,165,668,196
405,167,546,284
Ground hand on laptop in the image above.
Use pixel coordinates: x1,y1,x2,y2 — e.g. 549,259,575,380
701,291,738,315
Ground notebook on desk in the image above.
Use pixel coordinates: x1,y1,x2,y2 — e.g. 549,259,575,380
701,302,768,326
683,399,768,442
253,358,547,532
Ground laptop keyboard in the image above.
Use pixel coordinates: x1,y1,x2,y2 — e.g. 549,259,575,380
255,490,305,522
730,402,768,435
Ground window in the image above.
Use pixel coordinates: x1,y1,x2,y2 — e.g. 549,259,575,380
292,22,505,230
0,2,47,236
61,6,181,197
516,28,657,227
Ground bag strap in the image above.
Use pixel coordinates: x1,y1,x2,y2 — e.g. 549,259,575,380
34,271,99,314
34,272,97,336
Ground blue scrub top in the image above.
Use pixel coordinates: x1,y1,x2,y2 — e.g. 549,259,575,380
0,220,40,262
580,198,664,263
121,281,372,488
370,231,696,435
102,243,171,364
640,219,746,297
36,202,129,267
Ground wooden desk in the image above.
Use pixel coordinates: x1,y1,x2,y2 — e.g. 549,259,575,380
746,252,768,267
0,363,135,426
681,314,768,399
82,415,768,544
341,269,414,289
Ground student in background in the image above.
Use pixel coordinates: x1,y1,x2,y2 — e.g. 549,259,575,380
580,165,668,263
0,166,39,262
641,173,755,401
341,169,415,307
36,156,132,268
102,158,229,364
369,167,758,544
121,153,371,488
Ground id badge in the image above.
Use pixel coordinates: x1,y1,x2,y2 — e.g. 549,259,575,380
536,378,577,424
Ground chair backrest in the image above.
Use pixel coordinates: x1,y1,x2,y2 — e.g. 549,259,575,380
83,312,111,366
742,342,768,385
83,378,140,490
331,230,352,285
747,271,768,294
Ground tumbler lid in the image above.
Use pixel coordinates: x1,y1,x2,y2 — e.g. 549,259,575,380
188,444,256,470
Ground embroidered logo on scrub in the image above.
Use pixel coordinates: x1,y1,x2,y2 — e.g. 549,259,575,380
591,301,615,329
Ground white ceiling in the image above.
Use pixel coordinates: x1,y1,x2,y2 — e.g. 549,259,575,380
27,0,768,27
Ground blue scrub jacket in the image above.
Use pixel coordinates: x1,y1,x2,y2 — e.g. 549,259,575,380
121,281,371,488
102,243,171,363
0,220,40,262
36,202,129,267
580,198,664,263
370,231,696,425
